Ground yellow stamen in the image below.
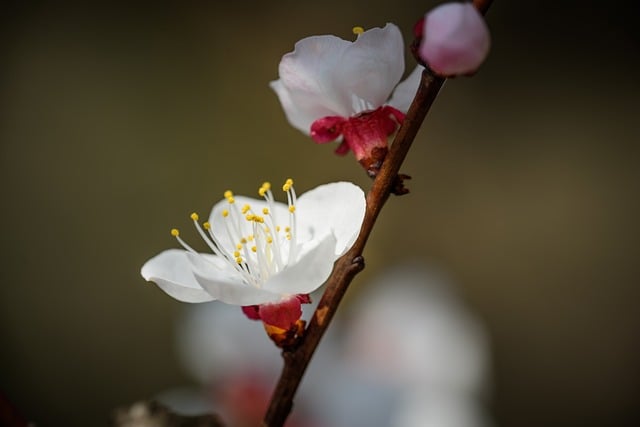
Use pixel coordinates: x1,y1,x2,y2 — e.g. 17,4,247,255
242,204,251,214
171,228,179,237
190,212,199,221
289,205,296,213
224,190,233,199
258,182,271,197
236,243,243,250
222,209,229,217
352,26,364,35
233,251,240,257
266,236,273,244
251,246,257,252
203,222,210,230
235,257,243,264
240,237,247,244
282,178,294,192
262,207,269,215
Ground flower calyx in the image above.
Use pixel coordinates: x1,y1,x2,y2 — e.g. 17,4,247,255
311,105,405,177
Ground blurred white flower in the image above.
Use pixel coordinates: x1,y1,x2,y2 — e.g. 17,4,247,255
343,263,490,396
167,263,492,427
392,391,493,427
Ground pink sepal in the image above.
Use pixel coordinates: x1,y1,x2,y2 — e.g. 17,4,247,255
241,294,312,330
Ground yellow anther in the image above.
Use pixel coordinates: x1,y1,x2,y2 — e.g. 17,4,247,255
203,222,211,230
222,209,229,217
236,243,243,250
224,190,233,199
267,236,273,244
254,216,264,223
282,178,294,192
248,235,254,241
233,250,240,257
352,26,364,35
242,204,251,214
190,212,199,221
171,228,180,237
286,233,291,240
262,207,269,215
227,196,235,204
285,226,290,232
240,237,247,244
289,205,296,213
251,246,257,252
235,257,243,264
246,214,254,221
258,182,271,197
276,225,281,232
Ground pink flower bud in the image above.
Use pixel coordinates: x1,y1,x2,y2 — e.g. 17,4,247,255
419,2,490,77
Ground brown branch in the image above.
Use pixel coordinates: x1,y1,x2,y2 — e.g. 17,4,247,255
263,2,494,425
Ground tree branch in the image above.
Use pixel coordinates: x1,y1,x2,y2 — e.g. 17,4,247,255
263,2,494,425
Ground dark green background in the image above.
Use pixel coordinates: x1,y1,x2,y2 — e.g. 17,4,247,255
2,1,639,425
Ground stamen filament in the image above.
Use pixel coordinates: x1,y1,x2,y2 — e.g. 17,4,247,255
168,178,304,290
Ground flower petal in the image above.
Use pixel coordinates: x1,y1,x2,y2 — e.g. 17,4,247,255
274,34,354,128
141,249,214,303
296,182,365,256
264,233,337,295
419,2,490,76
387,66,424,113
270,79,339,134
188,252,281,305
338,24,405,112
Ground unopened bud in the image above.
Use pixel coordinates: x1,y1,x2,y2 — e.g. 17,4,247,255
419,2,490,77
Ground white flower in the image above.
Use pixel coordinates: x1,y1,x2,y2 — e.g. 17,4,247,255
270,24,423,175
141,180,365,314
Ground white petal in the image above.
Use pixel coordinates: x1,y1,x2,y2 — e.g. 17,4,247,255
272,24,405,132
188,253,281,305
270,79,339,134
296,182,365,256
141,249,214,303
388,66,424,112
263,233,337,295
337,24,405,112
277,35,354,121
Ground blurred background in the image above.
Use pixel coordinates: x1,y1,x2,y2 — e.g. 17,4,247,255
1,0,639,426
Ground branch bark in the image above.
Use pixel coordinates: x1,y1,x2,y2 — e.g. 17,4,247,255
263,2,494,425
